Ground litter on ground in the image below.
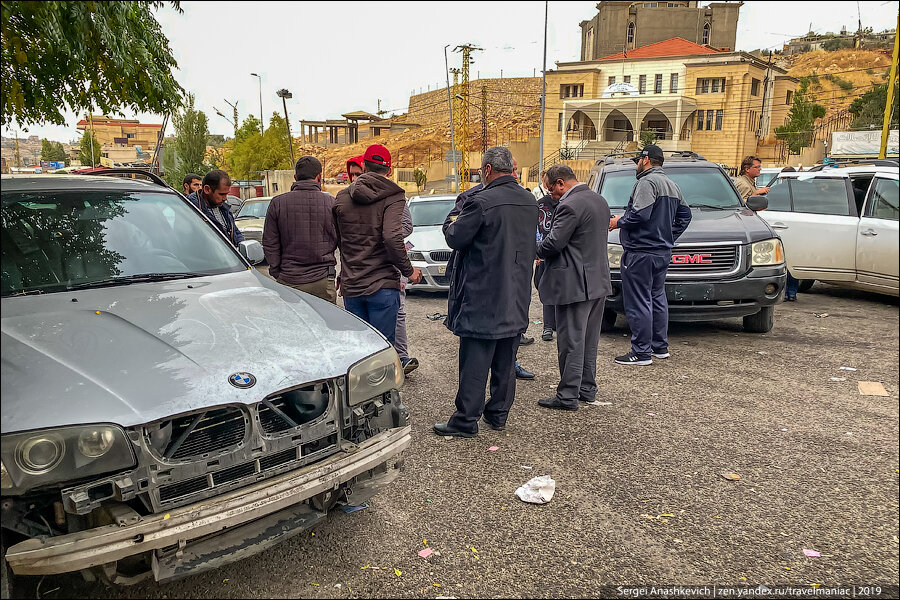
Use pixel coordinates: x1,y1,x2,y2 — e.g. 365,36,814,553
515,475,556,504
858,381,889,396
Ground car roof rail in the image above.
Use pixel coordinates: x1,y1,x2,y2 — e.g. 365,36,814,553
809,158,899,171
72,167,172,188
668,150,707,160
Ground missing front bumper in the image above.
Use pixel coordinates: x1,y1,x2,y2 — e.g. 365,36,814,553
5,426,411,577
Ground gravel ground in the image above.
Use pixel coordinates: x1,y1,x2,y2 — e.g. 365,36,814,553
34,282,899,599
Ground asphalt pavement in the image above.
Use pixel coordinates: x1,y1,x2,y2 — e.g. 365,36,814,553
40,282,899,599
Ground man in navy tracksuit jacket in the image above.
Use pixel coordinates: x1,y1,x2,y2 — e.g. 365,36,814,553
609,145,692,365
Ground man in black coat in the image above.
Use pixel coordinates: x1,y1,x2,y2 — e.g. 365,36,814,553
434,147,539,437
536,165,612,411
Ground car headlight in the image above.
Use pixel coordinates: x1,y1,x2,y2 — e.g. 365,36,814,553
1,425,135,495
608,243,624,269
408,251,425,261
751,238,785,266
348,348,404,406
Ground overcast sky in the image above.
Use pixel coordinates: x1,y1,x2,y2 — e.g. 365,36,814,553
3,0,897,142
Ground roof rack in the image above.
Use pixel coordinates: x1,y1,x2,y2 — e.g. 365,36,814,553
807,158,899,172
72,167,171,188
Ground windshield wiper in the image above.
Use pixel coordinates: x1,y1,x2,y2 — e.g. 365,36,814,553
690,203,735,210
235,215,256,220
66,273,203,290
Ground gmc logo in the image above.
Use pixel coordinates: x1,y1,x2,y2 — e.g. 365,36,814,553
672,253,713,264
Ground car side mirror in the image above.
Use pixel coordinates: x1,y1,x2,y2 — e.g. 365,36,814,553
238,240,265,264
745,195,768,212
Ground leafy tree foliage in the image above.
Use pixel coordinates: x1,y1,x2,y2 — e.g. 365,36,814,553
41,139,69,164
163,93,210,187
1,1,184,127
78,130,101,166
226,113,298,180
848,83,900,130
775,79,827,153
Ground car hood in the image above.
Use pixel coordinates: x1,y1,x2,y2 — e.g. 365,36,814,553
235,217,265,231
407,225,450,254
1,270,388,433
609,208,776,245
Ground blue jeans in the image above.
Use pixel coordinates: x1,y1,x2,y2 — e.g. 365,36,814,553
785,272,799,298
343,288,401,344
621,251,670,360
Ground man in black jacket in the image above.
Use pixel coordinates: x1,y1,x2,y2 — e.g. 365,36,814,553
187,169,244,247
536,165,612,410
435,147,538,437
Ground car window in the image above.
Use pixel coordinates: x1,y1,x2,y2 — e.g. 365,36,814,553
788,178,851,216
409,199,455,227
599,167,742,209
765,178,792,211
866,178,899,221
1,190,246,296
237,201,270,219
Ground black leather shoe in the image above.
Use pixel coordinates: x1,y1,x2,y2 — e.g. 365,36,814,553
481,417,506,431
520,334,535,346
538,397,578,411
541,327,554,341
515,362,535,380
433,423,477,438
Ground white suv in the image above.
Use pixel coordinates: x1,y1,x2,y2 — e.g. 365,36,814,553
760,164,899,296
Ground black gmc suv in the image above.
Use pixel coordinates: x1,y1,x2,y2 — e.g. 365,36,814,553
588,153,786,333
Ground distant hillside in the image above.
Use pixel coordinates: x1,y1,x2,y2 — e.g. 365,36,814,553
787,49,893,117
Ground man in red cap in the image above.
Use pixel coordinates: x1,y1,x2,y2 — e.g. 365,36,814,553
334,144,423,350
347,155,364,183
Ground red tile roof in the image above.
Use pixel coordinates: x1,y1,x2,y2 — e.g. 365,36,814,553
76,120,162,127
598,37,728,61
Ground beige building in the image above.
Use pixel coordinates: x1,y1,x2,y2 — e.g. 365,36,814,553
77,116,162,164
542,37,798,170
579,1,741,61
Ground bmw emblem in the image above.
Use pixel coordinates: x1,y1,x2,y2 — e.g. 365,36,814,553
228,372,256,389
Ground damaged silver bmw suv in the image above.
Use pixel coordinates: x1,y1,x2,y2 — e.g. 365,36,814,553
0,174,410,592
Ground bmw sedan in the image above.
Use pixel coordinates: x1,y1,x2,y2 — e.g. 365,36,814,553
405,195,457,292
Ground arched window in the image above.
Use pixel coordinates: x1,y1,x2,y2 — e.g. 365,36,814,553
702,22,710,45
627,22,635,44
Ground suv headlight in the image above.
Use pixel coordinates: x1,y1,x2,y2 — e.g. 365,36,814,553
751,238,785,266
608,243,624,269
348,348,404,406
408,251,425,261
1,425,134,494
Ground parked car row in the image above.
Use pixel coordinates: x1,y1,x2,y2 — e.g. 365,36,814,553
1,172,410,593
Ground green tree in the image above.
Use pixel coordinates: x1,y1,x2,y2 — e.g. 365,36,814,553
78,130,101,166
1,1,184,127
775,79,826,153
848,83,900,130
163,93,210,187
40,138,53,161
413,166,427,192
52,141,69,165
227,112,297,180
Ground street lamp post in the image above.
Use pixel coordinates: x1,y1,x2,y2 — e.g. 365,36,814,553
250,73,264,135
276,89,295,165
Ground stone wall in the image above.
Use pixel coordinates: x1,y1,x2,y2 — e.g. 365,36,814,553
407,77,542,128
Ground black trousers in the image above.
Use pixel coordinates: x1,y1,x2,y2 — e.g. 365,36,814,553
448,336,521,432
534,261,556,330
555,298,605,405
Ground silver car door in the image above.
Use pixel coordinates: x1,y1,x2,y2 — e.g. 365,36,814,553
857,174,899,292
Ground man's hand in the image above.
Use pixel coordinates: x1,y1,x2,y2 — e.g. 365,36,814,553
753,187,770,196
409,267,423,285
609,216,619,231
335,276,342,297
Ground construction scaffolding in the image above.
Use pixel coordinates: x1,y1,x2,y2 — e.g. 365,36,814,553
454,44,481,191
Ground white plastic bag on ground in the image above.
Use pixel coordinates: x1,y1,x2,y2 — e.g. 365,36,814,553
515,475,556,504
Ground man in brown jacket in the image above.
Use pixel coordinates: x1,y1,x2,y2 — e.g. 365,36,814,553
333,145,422,344
262,156,338,303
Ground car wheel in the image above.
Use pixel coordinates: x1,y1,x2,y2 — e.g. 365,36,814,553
600,307,617,332
743,306,774,333
798,279,815,293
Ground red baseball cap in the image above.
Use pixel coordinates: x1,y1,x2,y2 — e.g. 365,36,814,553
347,155,364,171
363,144,391,168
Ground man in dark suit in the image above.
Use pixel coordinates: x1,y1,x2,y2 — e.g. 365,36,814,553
536,165,612,411
434,147,539,437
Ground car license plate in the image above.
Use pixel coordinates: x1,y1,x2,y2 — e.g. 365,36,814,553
436,265,446,275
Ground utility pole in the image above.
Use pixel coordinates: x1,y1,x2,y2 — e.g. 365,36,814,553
481,86,488,152
14,131,21,169
454,44,482,192
444,44,458,193
538,0,549,177
879,14,899,159
276,89,295,165
251,73,264,134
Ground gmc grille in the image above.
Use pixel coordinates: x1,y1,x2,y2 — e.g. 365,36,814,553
669,245,738,274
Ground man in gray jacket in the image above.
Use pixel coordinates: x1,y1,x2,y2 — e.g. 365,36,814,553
536,165,611,410
434,147,538,437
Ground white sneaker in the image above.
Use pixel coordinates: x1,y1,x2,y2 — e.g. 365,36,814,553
651,350,670,359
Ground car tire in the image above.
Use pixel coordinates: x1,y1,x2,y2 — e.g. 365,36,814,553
743,306,774,333
600,307,617,332
798,279,815,293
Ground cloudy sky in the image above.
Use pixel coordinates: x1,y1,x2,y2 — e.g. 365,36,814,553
3,0,897,142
